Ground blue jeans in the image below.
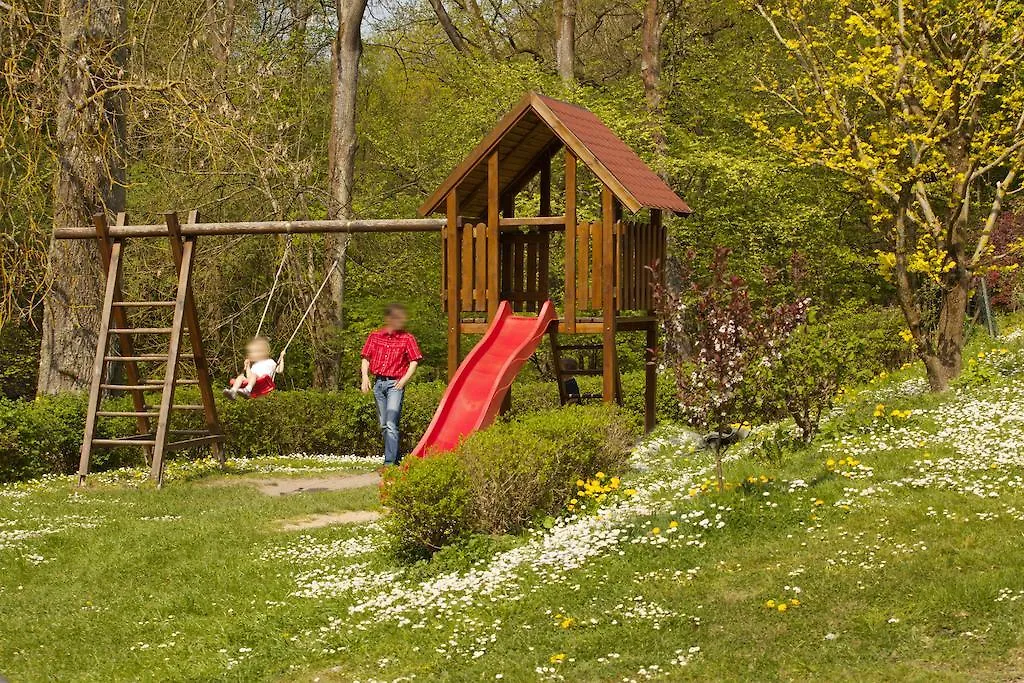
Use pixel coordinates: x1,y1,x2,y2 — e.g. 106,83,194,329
373,378,405,465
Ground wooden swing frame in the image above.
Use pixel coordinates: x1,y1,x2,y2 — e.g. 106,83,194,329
57,92,689,487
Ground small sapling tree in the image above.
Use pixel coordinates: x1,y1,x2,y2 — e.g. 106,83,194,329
655,247,808,488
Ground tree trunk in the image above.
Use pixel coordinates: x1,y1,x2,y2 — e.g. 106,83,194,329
555,0,576,82
314,0,366,388
37,0,128,395
206,0,237,84
429,0,469,54
921,280,970,391
640,0,667,160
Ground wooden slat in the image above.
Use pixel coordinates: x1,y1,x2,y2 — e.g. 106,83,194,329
461,223,474,310
92,438,158,447
172,404,205,411
591,222,603,310
528,235,540,312
111,301,176,308
96,410,158,418
144,378,198,385
513,239,525,311
446,194,461,381
474,223,487,311
564,153,577,333
108,327,173,334
576,222,589,309
101,384,164,391
498,216,565,227
500,238,513,300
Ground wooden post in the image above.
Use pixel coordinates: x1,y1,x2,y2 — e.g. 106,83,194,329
182,210,223,462
151,213,195,484
446,192,461,381
564,153,577,333
499,187,513,415
77,237,121,485
540,156,552,217
487,151,500,320
601,185,618,403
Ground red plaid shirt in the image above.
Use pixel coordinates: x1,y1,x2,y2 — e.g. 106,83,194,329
361,328,423,378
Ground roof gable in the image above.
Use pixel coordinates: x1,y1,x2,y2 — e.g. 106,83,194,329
418,92,691,218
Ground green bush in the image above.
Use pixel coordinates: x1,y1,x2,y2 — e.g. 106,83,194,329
380,405,639,559
0,376,652,484
380,452,474,561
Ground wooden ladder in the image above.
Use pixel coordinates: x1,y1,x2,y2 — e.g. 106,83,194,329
78,211,224,488
548,331,622,405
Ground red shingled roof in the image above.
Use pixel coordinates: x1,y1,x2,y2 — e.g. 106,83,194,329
419,92,691,217
534,95,691,215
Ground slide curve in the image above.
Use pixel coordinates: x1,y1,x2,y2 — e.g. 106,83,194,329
411,300,557,458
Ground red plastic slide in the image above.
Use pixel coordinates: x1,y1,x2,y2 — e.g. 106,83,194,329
411,300,557,458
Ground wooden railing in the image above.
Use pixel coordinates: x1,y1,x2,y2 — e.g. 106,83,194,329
442,217,664,319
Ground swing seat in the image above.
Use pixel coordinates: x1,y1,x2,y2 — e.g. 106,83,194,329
232,374,276,399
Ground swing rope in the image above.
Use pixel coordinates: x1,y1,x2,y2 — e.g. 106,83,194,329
254,235,294,339
282,257,340,355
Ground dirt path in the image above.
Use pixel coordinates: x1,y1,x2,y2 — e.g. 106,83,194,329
212,471,381,496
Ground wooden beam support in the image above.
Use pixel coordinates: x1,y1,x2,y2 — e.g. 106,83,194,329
446,193,461,381
54,218,446,240
540,156,552,217
181,210,223,462
601,185,618,403
487,151,500,320
564,152,577,334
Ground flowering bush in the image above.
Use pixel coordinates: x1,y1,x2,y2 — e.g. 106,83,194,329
655,247,808,486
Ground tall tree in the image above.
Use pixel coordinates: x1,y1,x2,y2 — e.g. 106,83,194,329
205,0,238,85
640,0,666,159
316,0,368,387
555,0,576,82
37,0,128,394
752,0,1024,391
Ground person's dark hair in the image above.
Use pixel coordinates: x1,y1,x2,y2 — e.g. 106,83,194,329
384,302,407,318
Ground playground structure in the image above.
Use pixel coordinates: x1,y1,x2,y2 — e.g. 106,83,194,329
55,91,690,485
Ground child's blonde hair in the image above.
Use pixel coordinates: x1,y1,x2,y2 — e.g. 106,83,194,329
246,336,271,357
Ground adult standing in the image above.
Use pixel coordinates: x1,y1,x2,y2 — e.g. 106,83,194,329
360,303,422,465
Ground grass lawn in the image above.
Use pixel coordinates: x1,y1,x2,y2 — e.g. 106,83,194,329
3,326,1024,681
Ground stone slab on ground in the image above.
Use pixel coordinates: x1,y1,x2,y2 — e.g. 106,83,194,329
212,472,381,496
278,510,382,530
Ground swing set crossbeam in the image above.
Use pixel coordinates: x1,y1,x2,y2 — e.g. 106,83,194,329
54,217,446,240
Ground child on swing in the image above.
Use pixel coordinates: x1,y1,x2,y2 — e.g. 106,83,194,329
224,336,284,400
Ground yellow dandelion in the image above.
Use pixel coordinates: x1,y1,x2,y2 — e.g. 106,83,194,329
550,653,566,664
777,603,788,612
651,527,661,535
765,599,776,608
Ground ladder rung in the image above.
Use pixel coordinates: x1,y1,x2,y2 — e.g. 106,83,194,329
169,429,211,435
173,404,206,411
96,410,158,418
92,438,158,447
144,379,199,385
100,384,164,391
167,434,223,451
112,301,176,308
105,354,194,362
108,328,174,334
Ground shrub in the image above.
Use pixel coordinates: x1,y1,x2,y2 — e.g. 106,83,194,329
381,405,639,559
380,452,474,561
459,405,637,534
